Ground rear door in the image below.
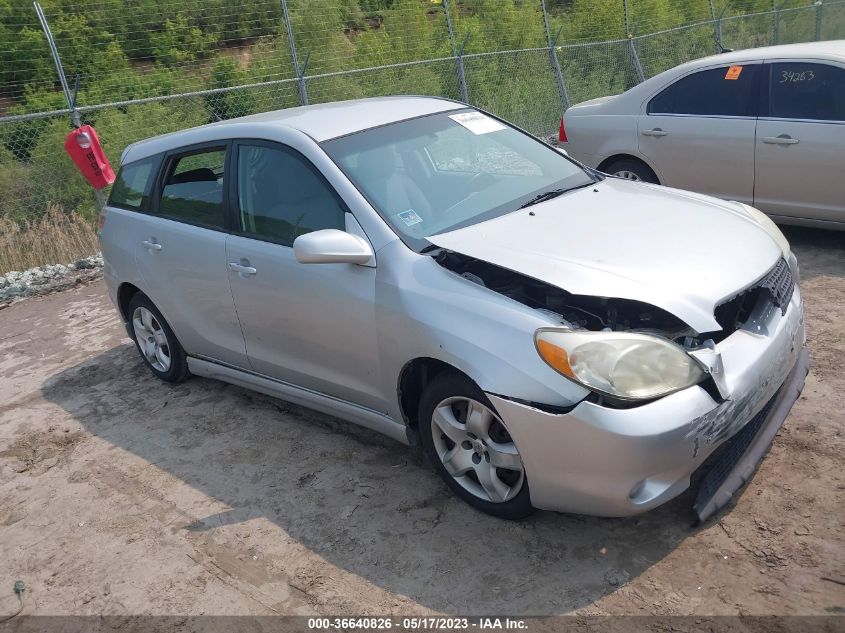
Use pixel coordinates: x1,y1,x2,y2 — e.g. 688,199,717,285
754,60,845,223
638,63,761,204
134,142,249,368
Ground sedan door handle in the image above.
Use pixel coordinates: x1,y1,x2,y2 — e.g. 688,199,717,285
641,128,668,137
763,135,799,145
228,262,257,275
142,240,162,251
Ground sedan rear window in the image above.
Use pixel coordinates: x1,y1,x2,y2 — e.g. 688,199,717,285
649,64,760,117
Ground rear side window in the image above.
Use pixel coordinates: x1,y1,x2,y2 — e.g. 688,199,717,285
649,65,760,117
768,62,845,121
108,157,156,210
158,148,227,229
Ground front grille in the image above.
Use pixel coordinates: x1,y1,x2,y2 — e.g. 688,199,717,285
759,258,794,316
714,258,794,336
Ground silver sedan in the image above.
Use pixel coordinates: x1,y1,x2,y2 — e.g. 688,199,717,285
101,96,808,521
560,41,845,230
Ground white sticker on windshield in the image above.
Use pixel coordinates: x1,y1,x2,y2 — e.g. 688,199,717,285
396,209,423,226
448,112,506,135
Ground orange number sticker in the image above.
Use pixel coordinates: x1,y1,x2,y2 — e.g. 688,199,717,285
725,66,743,80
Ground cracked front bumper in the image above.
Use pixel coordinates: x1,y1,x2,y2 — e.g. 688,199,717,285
487,286,806,518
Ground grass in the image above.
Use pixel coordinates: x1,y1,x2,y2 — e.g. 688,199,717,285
0,205,100,274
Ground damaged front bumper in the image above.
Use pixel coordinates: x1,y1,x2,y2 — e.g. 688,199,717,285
487,285,807,518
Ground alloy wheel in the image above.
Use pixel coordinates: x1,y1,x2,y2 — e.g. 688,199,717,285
132,306,171,372
430,396,524,503
615,169,643,181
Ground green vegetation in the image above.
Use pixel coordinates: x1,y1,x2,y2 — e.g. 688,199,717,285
0,0,841,240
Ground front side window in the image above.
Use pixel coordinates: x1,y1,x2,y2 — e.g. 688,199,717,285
236,144,346,247
158,148,226,228
768,62,845,121
648,64,760,117
109,156,156,210
322,109,594,251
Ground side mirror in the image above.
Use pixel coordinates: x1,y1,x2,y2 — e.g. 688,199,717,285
293,229,374,265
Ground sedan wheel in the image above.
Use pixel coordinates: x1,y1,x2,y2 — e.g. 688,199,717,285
132,306,171,372
614,169,643,181
430,396,525,504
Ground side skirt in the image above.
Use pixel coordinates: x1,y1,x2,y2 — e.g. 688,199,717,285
187,356,410,446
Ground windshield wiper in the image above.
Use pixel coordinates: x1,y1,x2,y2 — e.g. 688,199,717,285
518,188,568,209
518,180,596,210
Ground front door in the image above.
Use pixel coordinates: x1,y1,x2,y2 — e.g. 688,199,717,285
225,141,386,412
638,63,761,204
754,61,845,223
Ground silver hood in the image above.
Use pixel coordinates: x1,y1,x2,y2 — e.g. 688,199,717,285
429,178,783,333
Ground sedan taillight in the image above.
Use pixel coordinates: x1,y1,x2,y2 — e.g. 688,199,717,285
558,116,568,143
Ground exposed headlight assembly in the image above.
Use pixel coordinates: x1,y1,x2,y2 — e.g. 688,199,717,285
535,328,707,401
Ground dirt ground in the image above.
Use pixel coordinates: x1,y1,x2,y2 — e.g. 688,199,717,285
0,226,843,619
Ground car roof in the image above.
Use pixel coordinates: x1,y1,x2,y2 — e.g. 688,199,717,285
683,40,845,67
121,96,464,163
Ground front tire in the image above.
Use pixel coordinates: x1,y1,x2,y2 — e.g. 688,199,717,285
128,292,190,383
419,372,534,520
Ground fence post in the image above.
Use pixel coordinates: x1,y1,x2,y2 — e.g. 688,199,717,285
280,0,308,105
815,0,824,40
772,1,780,45
622,0,645,83
442,0,469,103
34,1,105,209
541,0,570,111
709,0,722,52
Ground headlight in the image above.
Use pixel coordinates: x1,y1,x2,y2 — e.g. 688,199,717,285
535,329,707,401
738,203,790,257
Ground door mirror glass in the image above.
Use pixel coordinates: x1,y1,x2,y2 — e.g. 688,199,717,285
293,229,374,265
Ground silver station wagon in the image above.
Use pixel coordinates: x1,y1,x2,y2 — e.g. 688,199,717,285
101,96,808,521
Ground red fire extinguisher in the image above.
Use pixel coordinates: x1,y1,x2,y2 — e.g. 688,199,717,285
63,124,115,190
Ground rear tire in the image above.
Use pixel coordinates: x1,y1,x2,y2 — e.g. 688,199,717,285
127,292,190,383
419,371,535,520
603,157,659,184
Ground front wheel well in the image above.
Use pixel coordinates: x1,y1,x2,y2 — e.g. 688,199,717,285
398,358,474,435
597,154,659,183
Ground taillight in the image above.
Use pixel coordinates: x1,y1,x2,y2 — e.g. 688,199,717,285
97,211,106,232
558,116,568,143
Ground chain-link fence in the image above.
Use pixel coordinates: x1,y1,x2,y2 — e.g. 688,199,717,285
1,0,844,226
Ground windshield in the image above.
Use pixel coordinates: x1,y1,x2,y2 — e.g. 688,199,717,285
321,108,595,251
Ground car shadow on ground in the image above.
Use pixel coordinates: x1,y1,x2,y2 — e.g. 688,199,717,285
42,343,701,614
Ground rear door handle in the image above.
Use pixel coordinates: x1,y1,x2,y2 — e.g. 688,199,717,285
228,262,257,276
763,135,799,145
641,128,668,137
142,240,162,251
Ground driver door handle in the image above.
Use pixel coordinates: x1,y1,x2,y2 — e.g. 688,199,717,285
228,262,257,275
641,128,668,137
763,135,799,145
142,240,162,251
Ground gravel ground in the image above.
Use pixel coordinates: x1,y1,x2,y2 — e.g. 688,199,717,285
0,254,103,305
0,226,842,620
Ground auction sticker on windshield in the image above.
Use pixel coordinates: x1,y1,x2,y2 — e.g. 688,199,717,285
397,209,423,226
449,112,506,134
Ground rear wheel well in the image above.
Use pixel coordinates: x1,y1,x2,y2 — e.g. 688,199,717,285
398,358,472,435
117,283,142,323
597,154,659,182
